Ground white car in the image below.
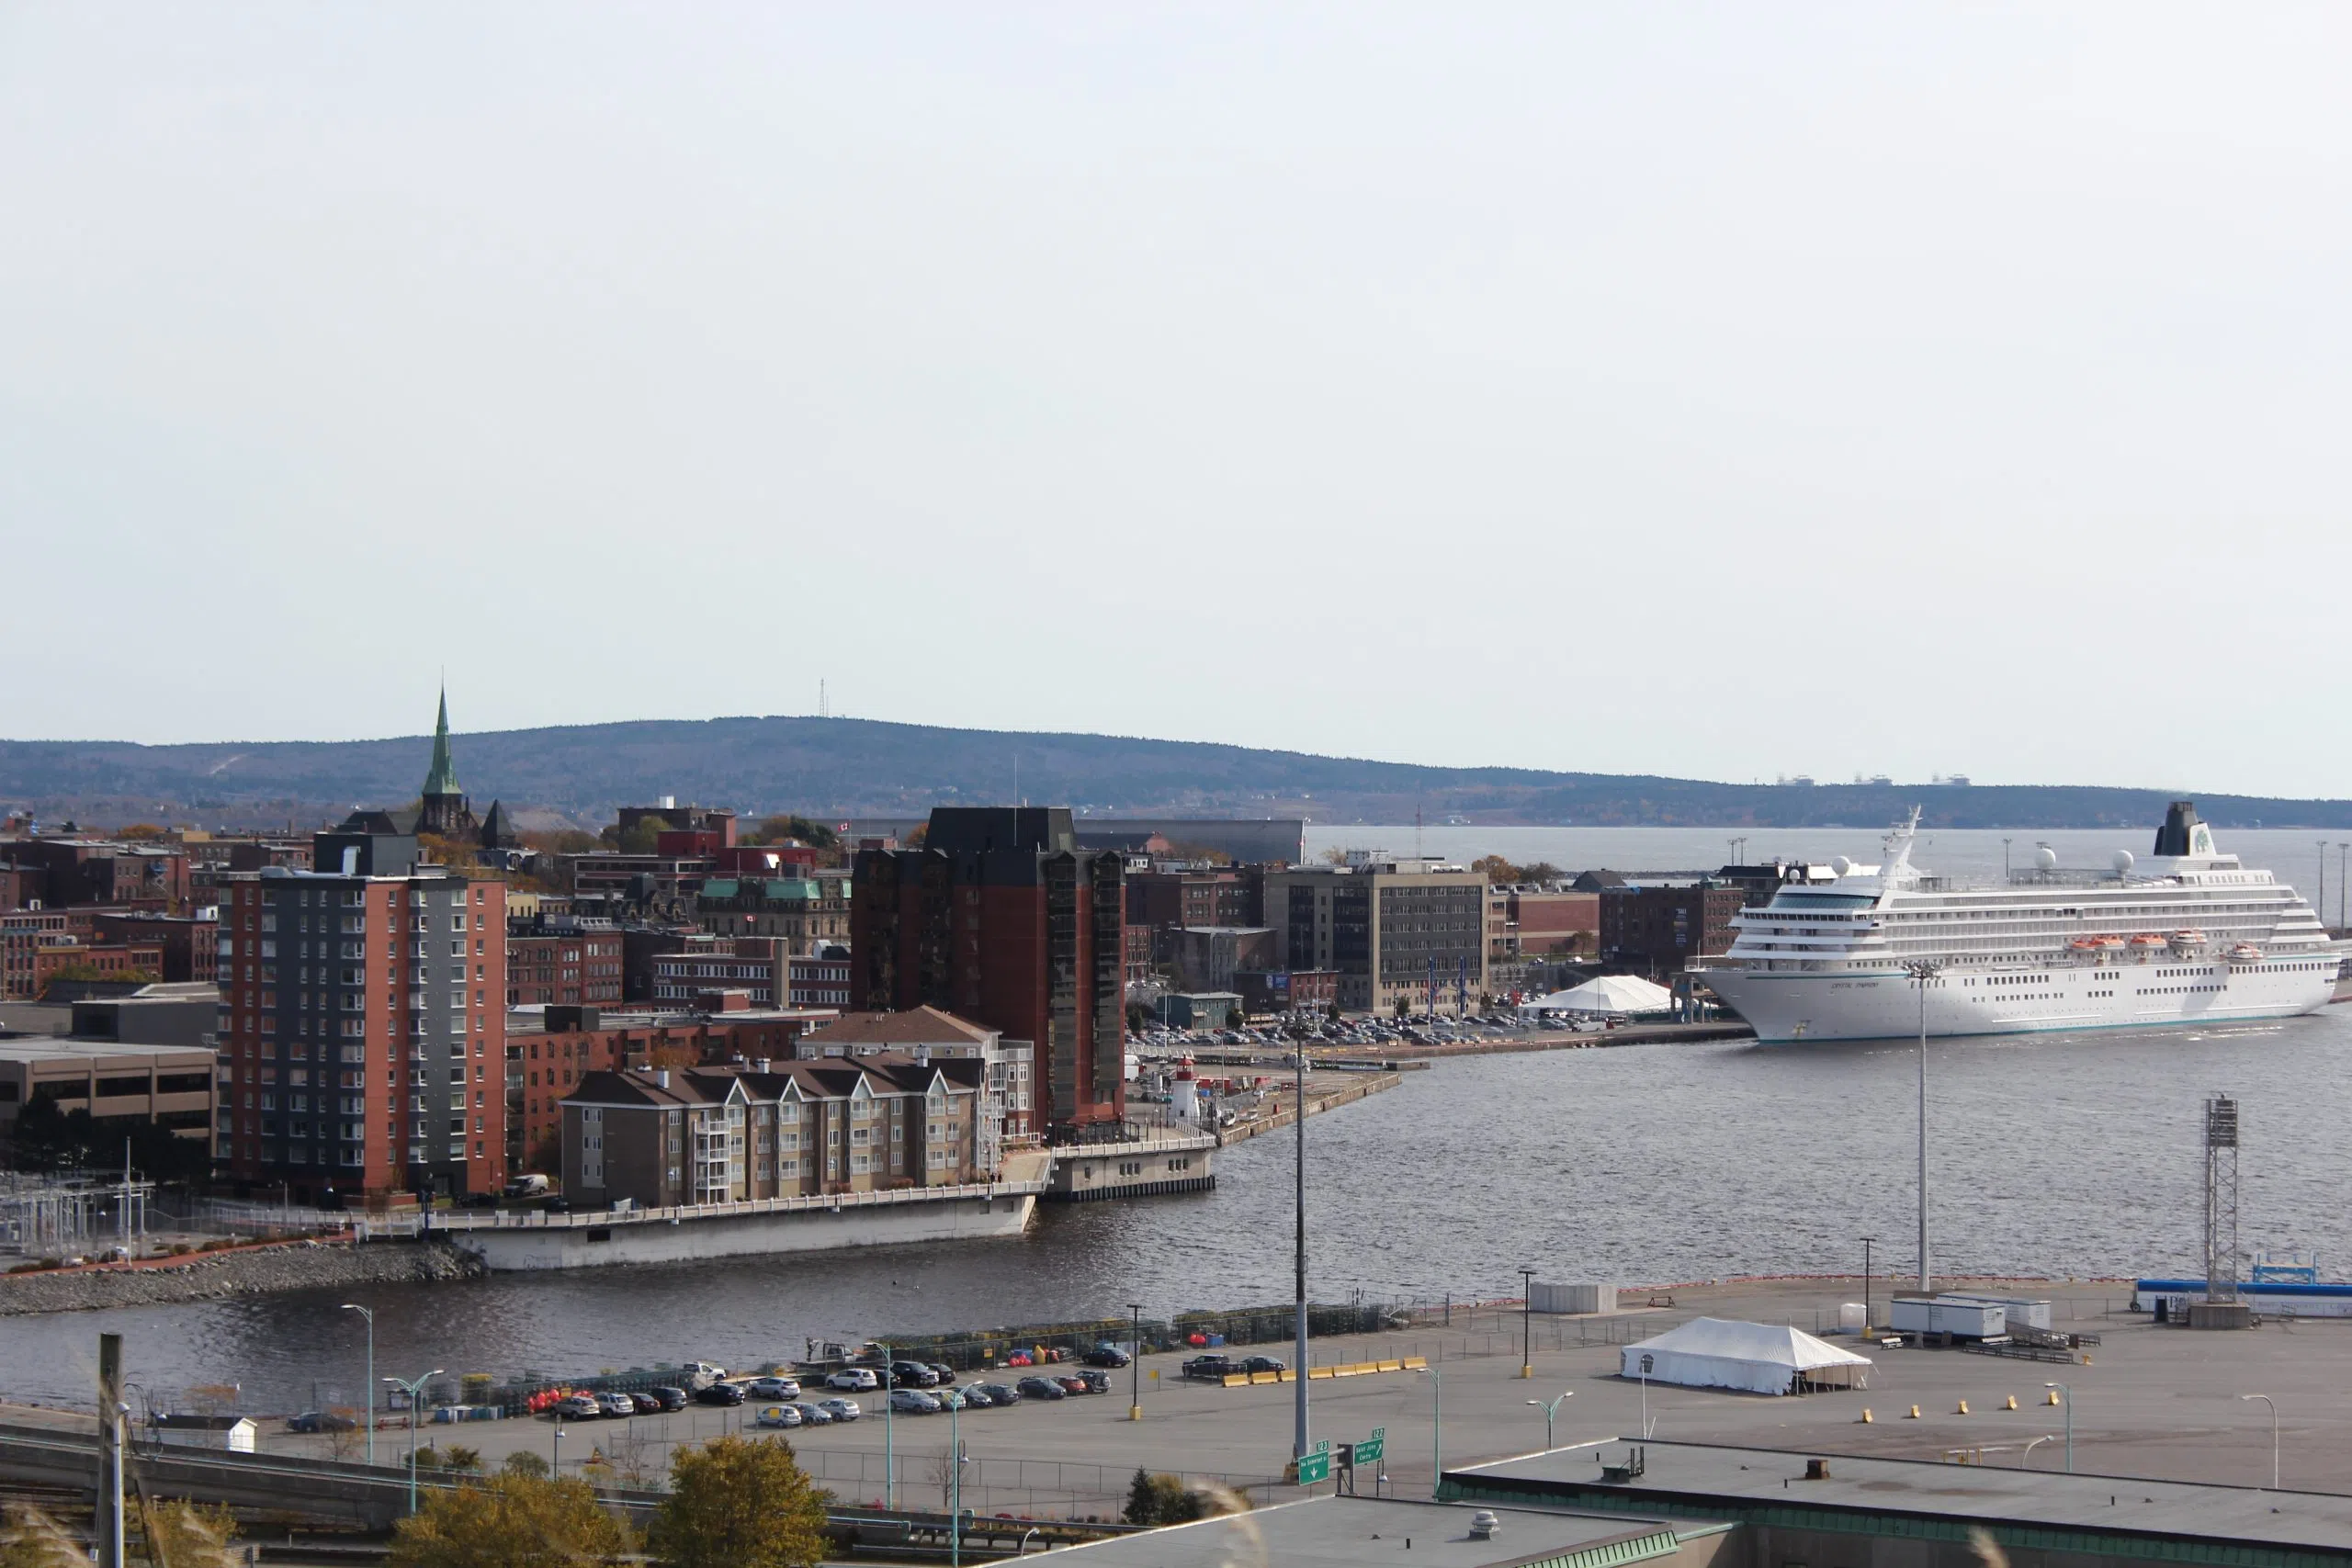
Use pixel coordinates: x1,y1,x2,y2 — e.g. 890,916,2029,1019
817,1397,862,1422
826,1367,879,1392
754,1404,802,1428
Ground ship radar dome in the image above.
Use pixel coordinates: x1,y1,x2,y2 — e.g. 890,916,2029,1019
2112,849,2135,874
1830,855,1853,877
2034,844,2059,871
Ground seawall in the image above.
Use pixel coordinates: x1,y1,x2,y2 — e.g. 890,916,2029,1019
447,1190,1035,1270
0,1238,483,1316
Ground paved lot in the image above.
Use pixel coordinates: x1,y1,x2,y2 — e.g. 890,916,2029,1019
16,1276,2345,1517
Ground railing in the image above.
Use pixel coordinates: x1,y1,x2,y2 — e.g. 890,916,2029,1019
353,1175,1047,1239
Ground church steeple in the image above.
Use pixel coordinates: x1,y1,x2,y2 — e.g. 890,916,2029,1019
422,686,462,799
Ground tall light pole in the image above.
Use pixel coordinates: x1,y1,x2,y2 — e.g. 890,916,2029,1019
1126,1303,1143,1421
1526,1391,1572,1449
2002,839,2012,881
1414,1365,1441,1498
876,1340,896,1509
383,1369,443,1514
2044,1382,2073,1472
1860,1236,1877,1335
2242,1393,2278,1489
1903,959,1943,1291
342,1303,375,1466
1519,1267,1535,1379
2022,1435,2056,1470
1292,1040,1309,1463
2320,842,2329,929
2338,844,2347,931
944,1389,966,1568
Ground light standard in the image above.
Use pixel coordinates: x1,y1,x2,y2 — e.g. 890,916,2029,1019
1518,1267,1535,1380
1414,1365,1441,1498
1126,1303,1143,1421
2022,1434,2056,1470
341,1303,375,1467
2043,1382,2073,1472
2242,1393,2278,1488
383,1369,443,1514
1860,1236,1876,1335
944,1389,967,1568
1636,1352,1656,1438
2003,839,2012,881
1902,958,1943,1291
876,1341,896,1509
1293,1036,1309,1464
2339,843,2348,931
1526,1391,1572,1450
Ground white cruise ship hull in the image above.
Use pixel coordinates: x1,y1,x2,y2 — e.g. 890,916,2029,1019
1705,959,2335,1044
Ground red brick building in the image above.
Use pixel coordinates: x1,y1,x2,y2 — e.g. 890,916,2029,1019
1597,883,1746,976
853,808,1126,1132
84,911,219,985
506,929,624,1007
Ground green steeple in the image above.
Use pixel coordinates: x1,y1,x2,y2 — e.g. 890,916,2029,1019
422,686,462,797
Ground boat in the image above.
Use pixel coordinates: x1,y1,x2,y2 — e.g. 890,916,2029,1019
1695,801,2338,1043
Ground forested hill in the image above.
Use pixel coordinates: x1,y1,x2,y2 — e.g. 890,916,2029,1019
3,716,2349,830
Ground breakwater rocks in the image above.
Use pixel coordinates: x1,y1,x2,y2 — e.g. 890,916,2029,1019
0,1240,485,1315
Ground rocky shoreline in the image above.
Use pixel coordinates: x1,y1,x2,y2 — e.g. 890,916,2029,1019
0,1239,485,1315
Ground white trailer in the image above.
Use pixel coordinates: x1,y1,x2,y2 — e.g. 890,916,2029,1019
1888,1296,2006,1339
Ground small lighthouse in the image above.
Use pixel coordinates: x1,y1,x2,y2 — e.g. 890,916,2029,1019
1170,1055,1200,1125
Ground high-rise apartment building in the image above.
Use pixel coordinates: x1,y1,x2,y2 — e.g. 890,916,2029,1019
851,807,1125,1131
215,834,508,1203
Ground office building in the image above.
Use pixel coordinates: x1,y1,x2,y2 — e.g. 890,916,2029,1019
1261,855,1489,1013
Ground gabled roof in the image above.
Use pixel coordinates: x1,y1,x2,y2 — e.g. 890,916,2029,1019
800,1006,997,1050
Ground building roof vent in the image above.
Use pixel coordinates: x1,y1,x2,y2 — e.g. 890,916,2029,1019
1467,1510,1500,1540
656,1068,671,1089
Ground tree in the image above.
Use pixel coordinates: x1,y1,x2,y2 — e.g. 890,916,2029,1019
1122,1471,1205,1527
387,1474,633,1568
412,1447,442,1472
136,1498,239,1567
752,816,839,852
1318,847,1349,865
443,1446,483,1474
0,1505,81,1568
500,1451,550,1479
650,1435,830,1568
417,835,481,873
39,964,157,991
526,1129,562,1178
114,824,168,841
617,817,671,856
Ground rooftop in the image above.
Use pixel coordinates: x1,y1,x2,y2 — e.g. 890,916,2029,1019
0,1036,214,1066
1453,1439,2352,1558
1036,1495,1712,1567
800,1007,998,1050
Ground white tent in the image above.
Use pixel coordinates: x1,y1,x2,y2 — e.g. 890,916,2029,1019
1618,1317,1871,1396
1522,975,1674,1015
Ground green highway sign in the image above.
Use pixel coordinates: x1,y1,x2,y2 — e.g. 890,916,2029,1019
1295,1448,1331,1485
1356,1428,1385,1465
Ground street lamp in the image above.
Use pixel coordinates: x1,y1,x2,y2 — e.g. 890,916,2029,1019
2021,1435,2056,1470
2242,1393,2278,1489
1414,1365,1441,1499
876,1340,896,1509
1902,958,1944,1291
1127,1303,1143,1421
1860,1237,1876,1335
1293,1036,1309,1464
383,1369,444,1514
341,1303,375,1467
1636,1352,1656,1439
944,1390,967,1568
2043,1382,2072,1472
1519,1267,1535,1380
1526,1391,1573,1450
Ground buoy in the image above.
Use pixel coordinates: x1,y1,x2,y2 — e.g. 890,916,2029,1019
2045,1390,2062,1406
2005,1395,2018,1411
1956,1400,1970,1416
1906,1404,1922,1419
1860,1408,1873,1424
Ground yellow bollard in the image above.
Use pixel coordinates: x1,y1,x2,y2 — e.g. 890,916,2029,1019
1860,1408,1873,1424
2045,1389,2062,1405
1906,1404,1922,1419
2082,1355,2092,1366
2004,1394,2018,1411
1956,1400,1970,1415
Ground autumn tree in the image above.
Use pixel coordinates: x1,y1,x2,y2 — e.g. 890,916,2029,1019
386,1473,633,1568
114,824,168,841
649,1435,830,1568
0,1505,80,1568
1123,1470,1206,1527
616,817,671,856
416,835,481,872
135,1499,240,1567
501,1451,550,1479
750,816,839,852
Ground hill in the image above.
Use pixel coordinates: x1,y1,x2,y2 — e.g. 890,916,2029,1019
3,716,2349,831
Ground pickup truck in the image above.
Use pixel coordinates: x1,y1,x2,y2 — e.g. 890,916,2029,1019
1181,1355,1238,1382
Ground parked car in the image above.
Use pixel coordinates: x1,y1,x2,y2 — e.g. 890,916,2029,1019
543,1196,571,1213
926,1363,958,1386
1182,1356,1238,1382
827,1368,879,1392
693,1383,745,1407
954,1385,995,1409
747,1376,801,1400
792,1403,832,1426
754,1404,802,1428
889,1388,942,1415
974,1382,1021,1405
553,1394,601,1420
628,1392,664,1414
594,1393,637,1418
1076,1369,1112,1394
1015,1376,1067,1401
1240,1356,1286,1375
1054,1375,1091,1396
650,1386,688,1412
889,1361,938,1388
288,1411,358,1434
817,1397,862,1422
1082,1344,1131,1369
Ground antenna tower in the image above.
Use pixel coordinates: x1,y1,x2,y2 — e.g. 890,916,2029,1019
2203,1092,2240,1304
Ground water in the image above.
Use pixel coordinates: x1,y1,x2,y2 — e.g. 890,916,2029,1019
4,824,2346,1412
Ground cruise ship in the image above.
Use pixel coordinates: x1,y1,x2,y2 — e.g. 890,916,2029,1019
1697,802,2338,1043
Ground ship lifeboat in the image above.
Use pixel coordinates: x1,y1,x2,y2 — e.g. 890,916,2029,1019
2067,937,2102,952
2168,929,2208,950
2094,936,2127,951
2227,942,2264,964
2128,933,2167,948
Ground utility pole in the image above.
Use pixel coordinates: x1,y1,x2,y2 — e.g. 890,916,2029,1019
1902,958,1943,1291
1292,1041,1309,1462
98,1332,124,1568
1860,1235,1876,1334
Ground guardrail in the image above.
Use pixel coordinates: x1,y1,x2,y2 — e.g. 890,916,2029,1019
1215,1355,1427,1388
354,1177,1046,1239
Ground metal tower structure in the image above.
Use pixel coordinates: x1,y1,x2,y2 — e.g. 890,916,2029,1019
2204,1093,2240,1304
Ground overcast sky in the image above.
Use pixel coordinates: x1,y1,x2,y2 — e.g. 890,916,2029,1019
6,5,2349,795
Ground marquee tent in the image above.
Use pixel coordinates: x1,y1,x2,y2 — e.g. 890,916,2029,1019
1522,975,1674,1015
1618,1317,1871,1396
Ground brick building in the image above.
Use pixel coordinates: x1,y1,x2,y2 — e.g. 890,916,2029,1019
0,840,190,913
84,911,220,986
1487,887,1600,961
215,843,508,1204
506,926,624,1008
852,807,1126,1132
1126,869,1262,942
695,874,853,953
797,1006,1034,1144
1597,883,1747,976
1261,856,1490,1014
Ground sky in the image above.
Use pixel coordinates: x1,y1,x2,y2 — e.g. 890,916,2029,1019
6,5,2351,795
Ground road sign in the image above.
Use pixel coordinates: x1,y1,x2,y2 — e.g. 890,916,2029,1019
1295,1448,1331,1485
1357,1428,1385,1465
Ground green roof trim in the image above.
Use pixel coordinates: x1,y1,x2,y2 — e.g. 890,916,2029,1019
700,879,740,898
